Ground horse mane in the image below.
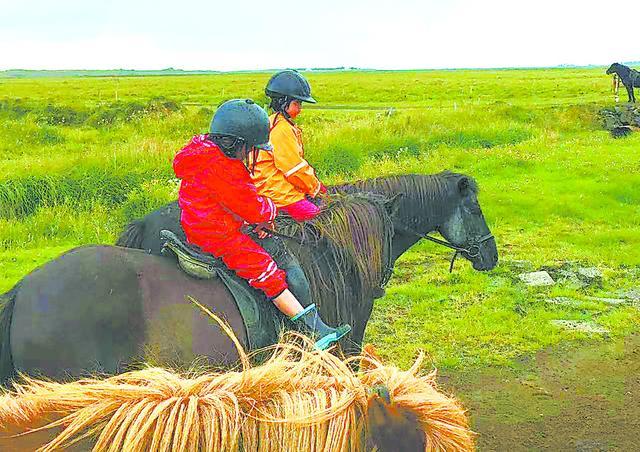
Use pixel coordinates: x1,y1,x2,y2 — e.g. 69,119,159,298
338,171,478,197
272,173,477,332
335,171,478,231
0,338,474,451
277,193,395,333
609,63,630,77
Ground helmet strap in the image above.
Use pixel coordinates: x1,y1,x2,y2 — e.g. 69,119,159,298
208,134,247,159
247,146,259,175
270,96,297,125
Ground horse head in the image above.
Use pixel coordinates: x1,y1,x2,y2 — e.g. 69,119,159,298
361,344,472,451
366,390,426,451
607,63,621,75
437,175,498,271
363,345,426,451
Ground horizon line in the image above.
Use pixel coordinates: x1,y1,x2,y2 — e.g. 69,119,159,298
1,61,637,75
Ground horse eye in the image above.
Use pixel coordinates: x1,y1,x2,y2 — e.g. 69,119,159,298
464,201,481,215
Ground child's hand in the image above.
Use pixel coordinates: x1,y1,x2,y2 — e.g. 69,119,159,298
254,221,275,239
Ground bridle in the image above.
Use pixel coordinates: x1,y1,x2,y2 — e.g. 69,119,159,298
395,223,494,272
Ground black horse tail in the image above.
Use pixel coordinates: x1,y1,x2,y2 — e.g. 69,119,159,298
0,285,18,386
116,219,145,249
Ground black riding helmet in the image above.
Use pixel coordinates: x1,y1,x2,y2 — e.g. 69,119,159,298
265,70,317,104
209,99,272,151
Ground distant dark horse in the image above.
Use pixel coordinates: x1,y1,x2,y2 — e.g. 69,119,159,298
607,63,640,103
0,172,498,383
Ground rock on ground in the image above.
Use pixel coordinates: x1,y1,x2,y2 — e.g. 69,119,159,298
551,320,609,335
600,105,640,137
576,267,603,280
519,271,555,286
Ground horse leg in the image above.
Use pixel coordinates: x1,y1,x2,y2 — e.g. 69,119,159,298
345,298,374,357
626,83,635,103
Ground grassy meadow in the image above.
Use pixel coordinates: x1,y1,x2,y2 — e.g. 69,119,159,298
1,68,639,370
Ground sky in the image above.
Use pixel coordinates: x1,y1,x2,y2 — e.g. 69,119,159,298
1,0,637,71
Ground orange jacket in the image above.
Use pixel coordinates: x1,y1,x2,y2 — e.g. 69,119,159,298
250,113,322,208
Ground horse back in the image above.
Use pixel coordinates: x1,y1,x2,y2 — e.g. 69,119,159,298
9,246,246,380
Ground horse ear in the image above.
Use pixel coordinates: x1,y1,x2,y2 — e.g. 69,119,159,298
458,177,470,194
360,344,383,372
383,193,403,216
363,344,383,362
366,393,426,452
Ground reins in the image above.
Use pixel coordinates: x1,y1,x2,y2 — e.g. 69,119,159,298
395,223,494,273
251,218,494,273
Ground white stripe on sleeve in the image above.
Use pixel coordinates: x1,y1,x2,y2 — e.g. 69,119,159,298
284,161,308,177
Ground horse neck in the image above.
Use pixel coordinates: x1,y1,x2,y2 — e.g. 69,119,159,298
392,185,457,261
333,174,457,262
615,65,630,79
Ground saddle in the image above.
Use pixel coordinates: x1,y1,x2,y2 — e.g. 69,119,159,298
160,230,222,279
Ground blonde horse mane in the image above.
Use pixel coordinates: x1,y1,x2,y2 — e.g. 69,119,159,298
0,306,474,451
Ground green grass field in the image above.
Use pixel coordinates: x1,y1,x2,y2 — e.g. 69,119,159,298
1,68,639,370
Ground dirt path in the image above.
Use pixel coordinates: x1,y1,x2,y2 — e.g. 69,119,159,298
441,335,640,451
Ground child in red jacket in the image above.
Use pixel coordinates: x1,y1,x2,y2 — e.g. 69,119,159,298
173,99,349,350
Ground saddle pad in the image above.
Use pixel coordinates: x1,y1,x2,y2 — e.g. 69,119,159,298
213,267,289,352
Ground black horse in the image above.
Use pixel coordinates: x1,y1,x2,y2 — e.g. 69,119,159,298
0,172,497,383
607,63,640,103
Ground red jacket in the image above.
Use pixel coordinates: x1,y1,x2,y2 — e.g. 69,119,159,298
173,135,277,251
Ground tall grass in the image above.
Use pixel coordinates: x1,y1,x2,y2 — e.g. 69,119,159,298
0,68,638,368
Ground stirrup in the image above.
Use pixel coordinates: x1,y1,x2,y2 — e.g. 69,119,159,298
314,325,351,351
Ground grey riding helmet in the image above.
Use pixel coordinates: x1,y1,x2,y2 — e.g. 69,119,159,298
265,70,317,104
209,99,273,150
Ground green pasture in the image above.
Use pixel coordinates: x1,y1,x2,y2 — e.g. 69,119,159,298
0,68,638,369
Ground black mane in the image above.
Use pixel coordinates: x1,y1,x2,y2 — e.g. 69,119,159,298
333,171,477,230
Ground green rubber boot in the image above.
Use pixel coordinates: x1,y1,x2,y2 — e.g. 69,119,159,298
290,304,351,350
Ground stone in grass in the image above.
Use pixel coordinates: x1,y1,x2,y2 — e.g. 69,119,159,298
551,320,609,335
546,297,583,308
584,296,627,306
553,268,587,289
576,267,603,281
519,271,555,286
616,288,640,301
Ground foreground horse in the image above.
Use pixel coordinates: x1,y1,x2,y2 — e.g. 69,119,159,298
0,337,475,451
607,63,640,103
0,172,497,383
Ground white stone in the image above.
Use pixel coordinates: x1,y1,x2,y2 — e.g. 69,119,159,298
584,296,627,306
551,320,609,335
577,267,603,280
518,271,555,286
546,297,582,307
617,288,640,301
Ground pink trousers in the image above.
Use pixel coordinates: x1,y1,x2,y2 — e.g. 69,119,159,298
281,198,321,221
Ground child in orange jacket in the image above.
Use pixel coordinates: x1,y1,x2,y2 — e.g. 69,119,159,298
251,70,327,221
